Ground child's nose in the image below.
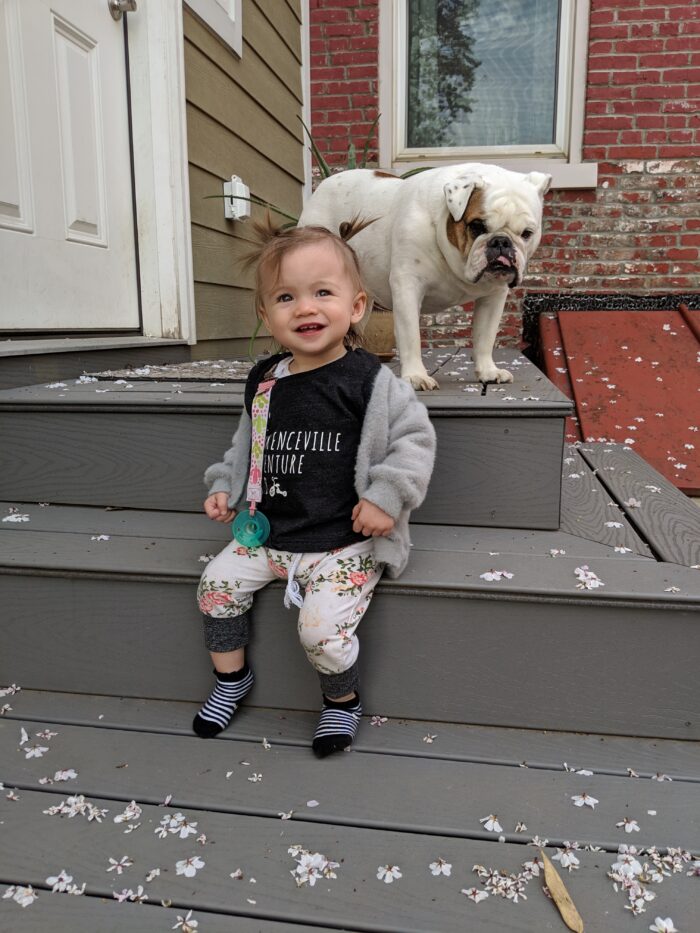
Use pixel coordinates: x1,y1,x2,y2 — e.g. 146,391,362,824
296,296,316,314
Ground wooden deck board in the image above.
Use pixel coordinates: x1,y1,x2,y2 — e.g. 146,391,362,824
0,502,231,541
0,501,651,559
5,574,698,737
0,349,573,414
0,894,325,933
538,313,582,442
413,415,565,528
0,356,569,527
1,707,698,933
1,719,697,851
577,444,700,566
6,690,700,781
0,349,572,528
558,310,700,493
7,789,696,933
559,446,653,556
2,525,697,602
3,505,698,602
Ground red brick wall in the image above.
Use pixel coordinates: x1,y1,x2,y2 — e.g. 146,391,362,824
309,0,380,169
309,0,700,348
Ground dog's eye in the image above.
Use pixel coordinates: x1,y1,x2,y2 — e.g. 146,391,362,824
467,219,487,238
521,229,534,240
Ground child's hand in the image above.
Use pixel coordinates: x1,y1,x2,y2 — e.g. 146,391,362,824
204,493,236,523
351,499,395,537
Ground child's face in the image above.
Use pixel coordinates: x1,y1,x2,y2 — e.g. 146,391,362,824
260,241,366,371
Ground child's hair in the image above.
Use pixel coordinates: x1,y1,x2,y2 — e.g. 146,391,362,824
244,214,375,350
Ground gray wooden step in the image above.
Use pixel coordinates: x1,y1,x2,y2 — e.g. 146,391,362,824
0,337,189,390
0,349,572,529
1,498,699,738
1,692,698,933
9,787,696,933
10,689,700,781
2,718,697,849
0,895,325,933
578,443,700,565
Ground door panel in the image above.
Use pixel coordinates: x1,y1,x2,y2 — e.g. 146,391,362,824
0,0,139,332
0,0,33,232
54,14,106,245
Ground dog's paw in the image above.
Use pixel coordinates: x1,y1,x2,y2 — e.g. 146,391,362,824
475,367,514,384
402,371,439,391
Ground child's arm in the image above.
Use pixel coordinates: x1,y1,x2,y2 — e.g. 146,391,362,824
202,410,252,518
357,372,436,522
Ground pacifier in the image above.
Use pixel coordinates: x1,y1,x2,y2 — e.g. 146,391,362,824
232,508,270,547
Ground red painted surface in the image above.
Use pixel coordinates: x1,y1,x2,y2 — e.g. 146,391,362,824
679,303,700,344
538,314,583,442
557,310,700,494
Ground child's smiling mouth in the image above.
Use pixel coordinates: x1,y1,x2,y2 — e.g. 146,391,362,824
296,323,325,333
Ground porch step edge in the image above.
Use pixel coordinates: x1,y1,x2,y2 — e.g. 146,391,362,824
1,504,699,605
0,336,188,358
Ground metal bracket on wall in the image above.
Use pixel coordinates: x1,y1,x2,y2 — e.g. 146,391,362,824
223,175,251,221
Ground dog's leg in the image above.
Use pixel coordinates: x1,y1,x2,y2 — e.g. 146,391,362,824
472,292,514,383
390,277,438,390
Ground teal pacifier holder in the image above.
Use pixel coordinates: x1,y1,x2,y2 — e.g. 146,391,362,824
233,377,276,547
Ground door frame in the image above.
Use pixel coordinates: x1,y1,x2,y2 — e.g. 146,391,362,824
127,0,195,342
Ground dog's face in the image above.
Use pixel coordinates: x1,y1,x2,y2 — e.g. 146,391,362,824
444,172,550,288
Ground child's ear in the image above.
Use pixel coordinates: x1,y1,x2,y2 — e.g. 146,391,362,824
258,306,270,330
351,291,367,323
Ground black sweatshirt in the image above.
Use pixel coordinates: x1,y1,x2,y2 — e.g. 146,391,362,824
243,349,381,551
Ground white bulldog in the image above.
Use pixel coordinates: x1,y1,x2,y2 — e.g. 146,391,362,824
298,163,551,390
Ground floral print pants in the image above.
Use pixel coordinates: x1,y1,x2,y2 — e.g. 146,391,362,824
197,539,382,678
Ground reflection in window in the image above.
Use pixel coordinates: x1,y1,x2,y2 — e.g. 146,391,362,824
407,0,561,149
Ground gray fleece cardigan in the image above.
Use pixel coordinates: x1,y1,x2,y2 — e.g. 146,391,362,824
204,364,436,578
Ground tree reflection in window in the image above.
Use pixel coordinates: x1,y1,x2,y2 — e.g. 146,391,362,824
407,0,481,148
406,0,561,149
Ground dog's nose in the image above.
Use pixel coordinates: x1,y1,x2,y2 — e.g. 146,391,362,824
488,235,512,253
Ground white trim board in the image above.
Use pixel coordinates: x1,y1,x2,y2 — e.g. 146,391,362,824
128,3,196,342
301,0,312,200
184,0,242,58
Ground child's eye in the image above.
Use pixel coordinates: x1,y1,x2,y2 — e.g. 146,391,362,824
317,288,331,297
275,292,293,303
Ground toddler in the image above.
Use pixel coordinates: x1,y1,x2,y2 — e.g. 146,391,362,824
194,218,436,756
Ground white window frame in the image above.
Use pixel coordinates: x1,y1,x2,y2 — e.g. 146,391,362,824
184,0,242,57
379,0,597,188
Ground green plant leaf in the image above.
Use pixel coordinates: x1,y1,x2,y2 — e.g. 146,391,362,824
203,193,298,224
347,141,356,170
247,317,264,362
298,115,332,178
399,166,434,178
360,113,381,168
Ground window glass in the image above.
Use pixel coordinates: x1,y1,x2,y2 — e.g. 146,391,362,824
406,0,561,149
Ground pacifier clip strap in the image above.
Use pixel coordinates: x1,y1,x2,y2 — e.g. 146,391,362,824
246,378,276,513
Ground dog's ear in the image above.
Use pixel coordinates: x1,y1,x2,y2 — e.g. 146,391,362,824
443,175,483,222
523,172,552,199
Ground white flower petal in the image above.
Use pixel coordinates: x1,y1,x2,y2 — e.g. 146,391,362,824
649,919,678,933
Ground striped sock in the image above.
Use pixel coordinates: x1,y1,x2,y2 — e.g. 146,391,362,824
192,665,254,738
312,693,362,758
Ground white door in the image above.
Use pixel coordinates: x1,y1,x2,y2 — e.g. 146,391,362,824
0,0,139,332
